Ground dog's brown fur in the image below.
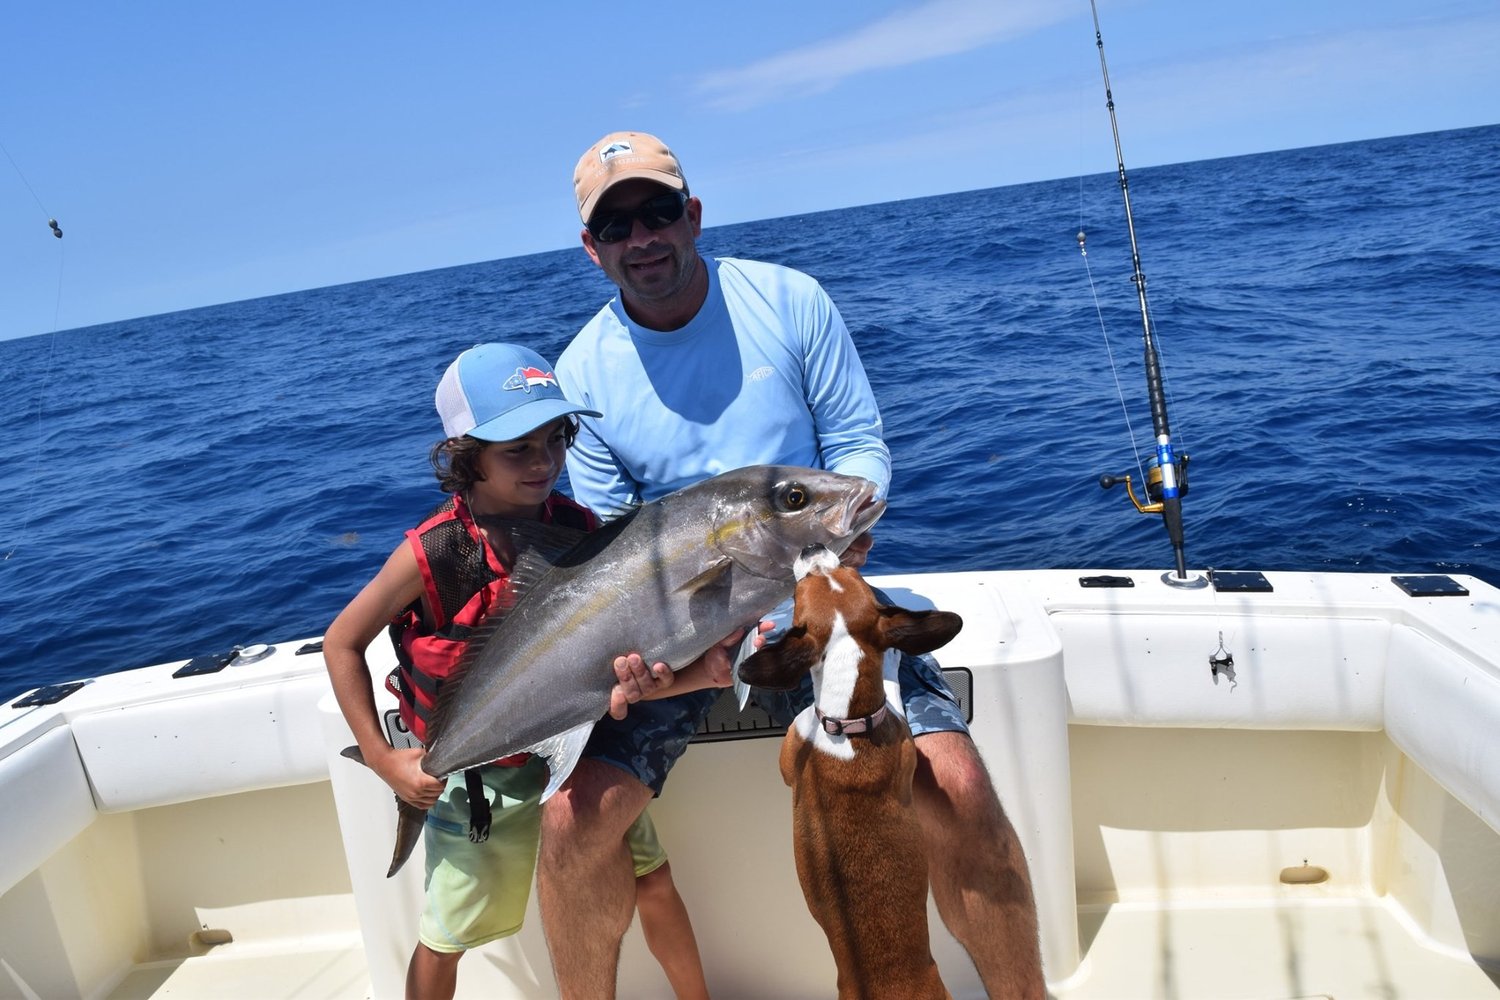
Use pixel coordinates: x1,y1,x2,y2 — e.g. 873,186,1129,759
739,547,962,1000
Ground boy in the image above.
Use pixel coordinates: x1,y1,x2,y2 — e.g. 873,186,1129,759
324,342,714,1000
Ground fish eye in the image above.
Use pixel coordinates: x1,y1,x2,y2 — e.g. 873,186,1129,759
777,482,809,511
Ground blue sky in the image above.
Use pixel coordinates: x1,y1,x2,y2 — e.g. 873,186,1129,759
3,0,1496,341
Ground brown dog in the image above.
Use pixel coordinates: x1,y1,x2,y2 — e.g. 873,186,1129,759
739,544,963,1000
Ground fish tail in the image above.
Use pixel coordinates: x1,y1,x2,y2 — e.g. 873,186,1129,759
339,744,426,877
388,799,427,877
733,672,753,710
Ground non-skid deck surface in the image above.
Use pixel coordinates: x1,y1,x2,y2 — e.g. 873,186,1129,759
1055,900,1500,999
95,900,1500,999
105,937,370,1000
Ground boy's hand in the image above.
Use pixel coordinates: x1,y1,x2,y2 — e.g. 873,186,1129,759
376,747,445,810
608,653,673,719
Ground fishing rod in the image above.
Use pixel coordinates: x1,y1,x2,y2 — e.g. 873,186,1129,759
1086,0,1198,587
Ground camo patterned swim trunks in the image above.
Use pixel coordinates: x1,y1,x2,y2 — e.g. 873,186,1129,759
584,688,721,796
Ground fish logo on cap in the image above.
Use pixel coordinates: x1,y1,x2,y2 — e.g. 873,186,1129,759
504,366,560,394
599,140,634,162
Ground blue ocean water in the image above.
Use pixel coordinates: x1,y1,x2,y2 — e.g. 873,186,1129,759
3,124,1499,703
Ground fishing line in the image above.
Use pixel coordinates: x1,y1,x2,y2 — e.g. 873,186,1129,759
2,137,67,561
1076,224,1150,487
1075,160,1193,492
2,137,55,220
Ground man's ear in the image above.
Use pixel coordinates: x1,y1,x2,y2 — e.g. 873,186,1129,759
581,228,603,267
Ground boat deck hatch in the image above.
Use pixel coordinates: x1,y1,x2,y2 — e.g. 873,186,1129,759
1210,570,1273,593
1392,574,1470,597
172,650,238,678
11,681,84,707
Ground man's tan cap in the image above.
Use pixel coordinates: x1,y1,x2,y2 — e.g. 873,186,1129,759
574,131,687,223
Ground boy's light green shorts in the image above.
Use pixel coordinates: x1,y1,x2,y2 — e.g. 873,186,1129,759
419,756,667,953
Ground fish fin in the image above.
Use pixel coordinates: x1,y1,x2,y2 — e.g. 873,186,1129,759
730,623,764,709
422,519,597,753
472,517,591,572
387,799,427,877
454,517,593,641
732,661,753,710
529,721,596,803
505,546,562,608
340,744,366,765
676,556,735,597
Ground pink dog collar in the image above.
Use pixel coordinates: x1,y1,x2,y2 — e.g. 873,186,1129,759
816,704,889,736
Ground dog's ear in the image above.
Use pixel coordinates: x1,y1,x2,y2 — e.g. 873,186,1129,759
876,608,963,655
737,626,821,690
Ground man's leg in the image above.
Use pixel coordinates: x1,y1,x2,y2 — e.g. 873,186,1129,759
537,758,654,1000
537,687,718,999
912,730,1045,999
880,632,1045,999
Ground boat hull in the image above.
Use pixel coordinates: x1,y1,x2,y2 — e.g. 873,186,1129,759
3,568,1498,998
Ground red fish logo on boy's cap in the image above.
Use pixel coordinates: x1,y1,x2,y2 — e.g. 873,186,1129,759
505,366,560,394
435,343,601,442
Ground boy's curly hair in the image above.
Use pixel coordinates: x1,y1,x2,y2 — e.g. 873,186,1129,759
429,417,580,495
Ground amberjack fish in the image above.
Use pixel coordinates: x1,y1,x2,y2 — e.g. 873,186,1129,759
425,464,885,788
347,465,884,877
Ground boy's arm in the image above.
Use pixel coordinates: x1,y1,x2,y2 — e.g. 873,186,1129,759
323,543,445,810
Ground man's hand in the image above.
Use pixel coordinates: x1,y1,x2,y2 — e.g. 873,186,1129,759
840,531,874,569
699,629,744,688
608,653,673,719
745,617,777,654
699,621,776,686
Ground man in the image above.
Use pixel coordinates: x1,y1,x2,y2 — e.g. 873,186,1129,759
542,130,1044,998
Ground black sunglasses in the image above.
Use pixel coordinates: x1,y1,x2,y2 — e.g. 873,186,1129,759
587,191,688,244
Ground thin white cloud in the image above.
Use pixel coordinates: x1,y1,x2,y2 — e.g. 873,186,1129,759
695,8,1500,225
1082,12,1500,157
695,0,1068,112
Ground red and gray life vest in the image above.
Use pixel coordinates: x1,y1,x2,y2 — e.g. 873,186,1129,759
385,491,596,749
